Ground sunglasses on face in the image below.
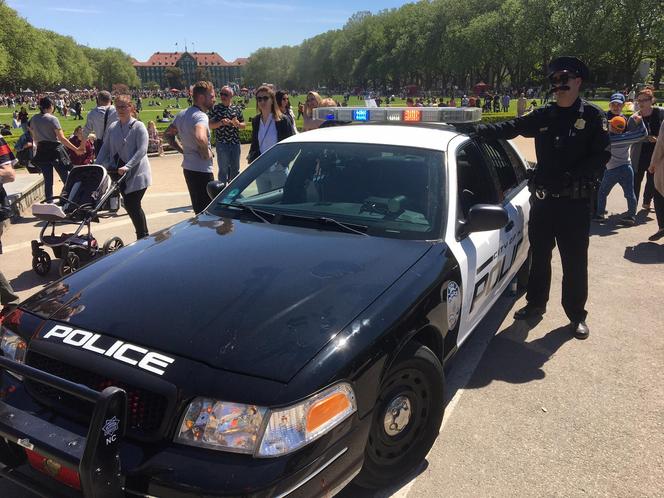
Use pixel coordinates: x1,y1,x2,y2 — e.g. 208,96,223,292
256,96,270,102
549,73,577,85
220,92,231,97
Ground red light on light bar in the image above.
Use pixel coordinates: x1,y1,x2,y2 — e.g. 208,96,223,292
403,109,422,122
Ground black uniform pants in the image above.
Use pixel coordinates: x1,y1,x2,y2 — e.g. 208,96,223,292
526,197,590,323
183,169,214,214
120,188,148,240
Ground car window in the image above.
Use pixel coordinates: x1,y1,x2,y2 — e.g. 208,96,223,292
498,139,527,185
210,142,445,240
477,140,519,198
455,141,500,219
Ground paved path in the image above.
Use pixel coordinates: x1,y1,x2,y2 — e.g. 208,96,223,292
1,139,663,497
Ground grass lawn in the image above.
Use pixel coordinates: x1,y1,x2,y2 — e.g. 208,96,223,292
0,95,620,150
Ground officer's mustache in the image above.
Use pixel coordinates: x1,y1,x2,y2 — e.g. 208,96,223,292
548,85,571,95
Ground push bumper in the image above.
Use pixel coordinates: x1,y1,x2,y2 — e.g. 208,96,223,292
0,357,370,497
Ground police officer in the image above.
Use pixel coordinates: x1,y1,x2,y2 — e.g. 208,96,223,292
471,57,610,339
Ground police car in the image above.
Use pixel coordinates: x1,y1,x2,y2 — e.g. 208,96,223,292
0,107,531,497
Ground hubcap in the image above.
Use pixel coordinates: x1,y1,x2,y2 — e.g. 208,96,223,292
383,395,412,436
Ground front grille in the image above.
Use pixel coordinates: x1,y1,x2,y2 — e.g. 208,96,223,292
25,351,169,439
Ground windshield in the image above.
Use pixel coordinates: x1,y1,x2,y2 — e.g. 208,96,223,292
208,142,445,240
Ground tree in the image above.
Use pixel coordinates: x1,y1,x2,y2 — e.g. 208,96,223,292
165,67,184,89
195,67,211,82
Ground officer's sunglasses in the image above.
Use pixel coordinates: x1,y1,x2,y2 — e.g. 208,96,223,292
549,73,577,85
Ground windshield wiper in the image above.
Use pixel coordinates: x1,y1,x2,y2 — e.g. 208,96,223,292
216,202,275,224
276,212,369,236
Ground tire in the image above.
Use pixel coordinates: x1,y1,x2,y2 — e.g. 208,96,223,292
32,251,51,276
516,249,531,291
354,343,445,489
59,251,80,277
103,236,124,254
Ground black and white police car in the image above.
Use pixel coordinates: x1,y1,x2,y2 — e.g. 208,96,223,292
0,106,531,497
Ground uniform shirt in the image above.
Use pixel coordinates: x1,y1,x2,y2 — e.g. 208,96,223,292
173,106,213,173
29,113,61,143
208,103,244,145
476,98,611,190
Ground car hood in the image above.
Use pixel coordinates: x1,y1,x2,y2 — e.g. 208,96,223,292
22,215,432,382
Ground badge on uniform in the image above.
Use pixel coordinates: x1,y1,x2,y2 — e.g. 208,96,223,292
574,118,586,130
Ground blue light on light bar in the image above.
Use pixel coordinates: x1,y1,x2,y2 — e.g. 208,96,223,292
326,113,335,120
353,109,369,121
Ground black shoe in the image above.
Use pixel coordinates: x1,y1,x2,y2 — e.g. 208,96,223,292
619,215,636,225
591,214,606,223
648,229,664,241
571,321,590,340
513,304,546,320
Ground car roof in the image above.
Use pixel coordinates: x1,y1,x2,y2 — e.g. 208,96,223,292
281,124,462,152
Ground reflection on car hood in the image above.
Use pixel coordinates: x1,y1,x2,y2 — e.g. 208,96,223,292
22,215,433,382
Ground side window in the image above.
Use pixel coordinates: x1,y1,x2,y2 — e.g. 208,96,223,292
455,141,500,220
498,139,527,185
477,140,519,199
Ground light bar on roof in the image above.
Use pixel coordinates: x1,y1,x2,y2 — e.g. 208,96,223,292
314,106,482,124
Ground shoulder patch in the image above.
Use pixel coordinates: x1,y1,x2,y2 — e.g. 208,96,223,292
583,100,605,115
601,116,608,132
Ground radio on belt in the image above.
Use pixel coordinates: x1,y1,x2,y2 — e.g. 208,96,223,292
314,106,482,124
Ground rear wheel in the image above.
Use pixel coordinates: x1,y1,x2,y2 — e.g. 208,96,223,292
59,251,80,277
32,251,51,276
103,236,124,254
355,343,445,489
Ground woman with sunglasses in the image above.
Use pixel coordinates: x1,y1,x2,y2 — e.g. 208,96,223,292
96,95,152,240
303,91,323,131
647,118,664,241
276,90,297,135
247,86,294,163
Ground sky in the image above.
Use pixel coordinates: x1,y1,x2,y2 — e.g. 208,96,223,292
6,0,412,62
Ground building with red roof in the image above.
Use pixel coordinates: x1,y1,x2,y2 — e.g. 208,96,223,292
133,51,248,89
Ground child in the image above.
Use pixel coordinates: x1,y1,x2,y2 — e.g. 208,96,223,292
593,115,647,224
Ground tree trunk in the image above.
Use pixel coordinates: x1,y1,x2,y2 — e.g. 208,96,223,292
654,56,662,90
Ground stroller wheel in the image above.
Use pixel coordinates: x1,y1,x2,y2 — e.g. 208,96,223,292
59,252,81,277
103,236,124,254
32,251,51,276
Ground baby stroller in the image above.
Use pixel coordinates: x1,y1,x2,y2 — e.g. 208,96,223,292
30,164,125,277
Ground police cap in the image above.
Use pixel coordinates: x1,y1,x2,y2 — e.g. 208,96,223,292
547,56,590,80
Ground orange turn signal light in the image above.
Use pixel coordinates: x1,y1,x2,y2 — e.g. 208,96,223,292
306,393,352,433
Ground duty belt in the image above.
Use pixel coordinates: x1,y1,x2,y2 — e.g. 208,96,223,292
534,187,572,200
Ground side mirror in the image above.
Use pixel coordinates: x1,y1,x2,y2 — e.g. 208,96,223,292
206,181,227,200
462,204,509,234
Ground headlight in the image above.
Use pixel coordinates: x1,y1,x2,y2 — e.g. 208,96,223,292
0,325,27,380
175,400,268,454
257,382,356,457
175,383,357,457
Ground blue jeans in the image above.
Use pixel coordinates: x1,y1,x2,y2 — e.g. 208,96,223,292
41,162,69,202
597,164,637,217
216,143,241,183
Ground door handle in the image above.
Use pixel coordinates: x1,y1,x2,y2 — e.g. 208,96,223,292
504,220,514,232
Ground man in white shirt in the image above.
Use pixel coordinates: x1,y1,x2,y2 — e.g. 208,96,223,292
83,91,118,154
164,81,216,214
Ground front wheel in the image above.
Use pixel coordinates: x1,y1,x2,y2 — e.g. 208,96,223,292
59,251,81,277
354,343,445,489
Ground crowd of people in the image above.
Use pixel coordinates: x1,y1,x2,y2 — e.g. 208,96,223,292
1,78,664,315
